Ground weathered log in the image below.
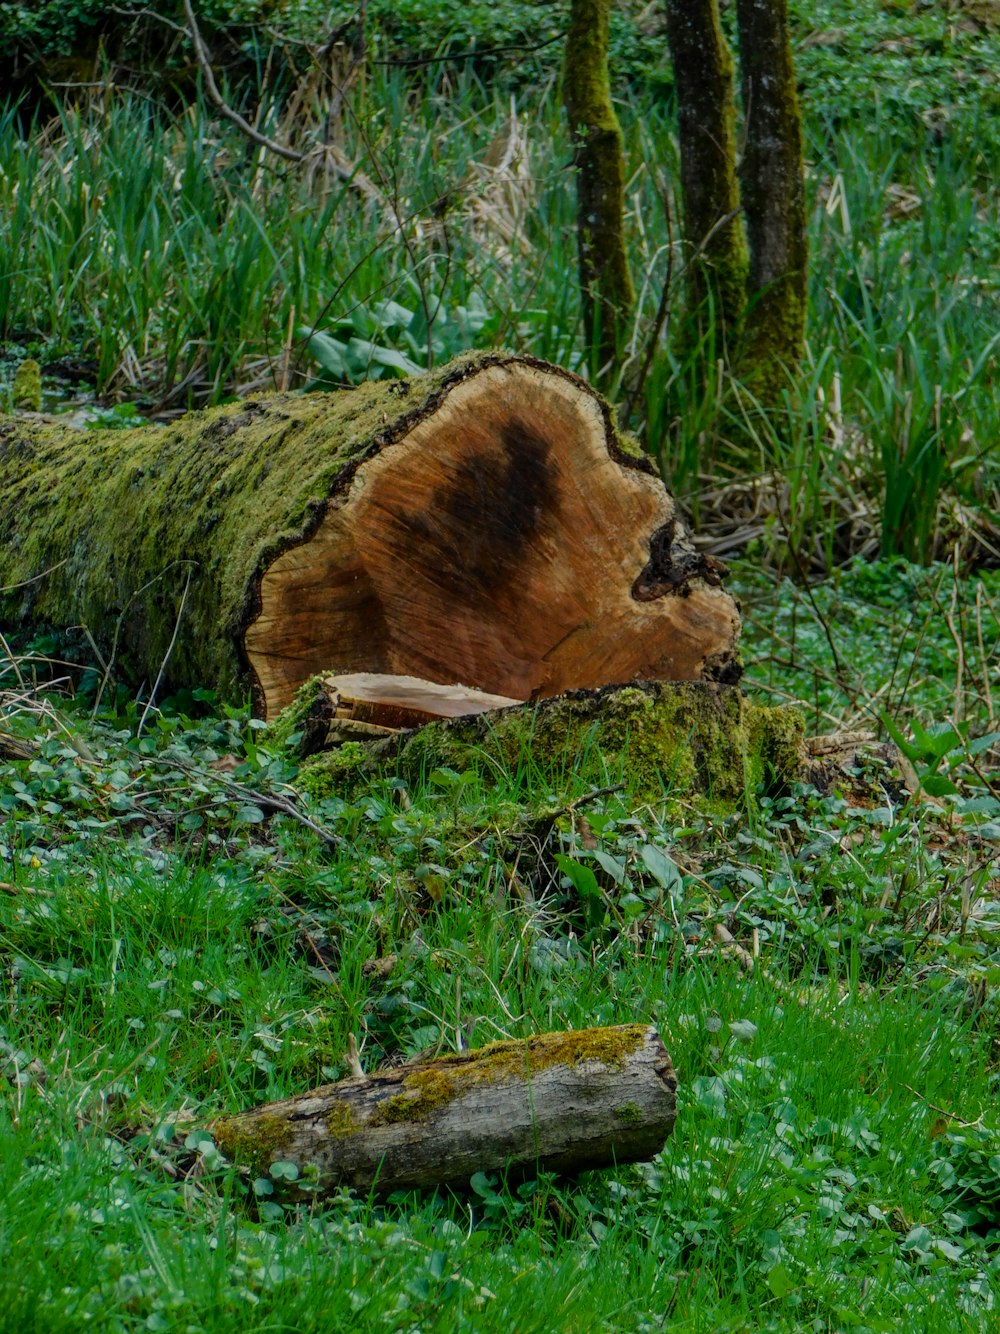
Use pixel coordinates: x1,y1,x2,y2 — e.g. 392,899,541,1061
211,1024,677,1199
0,730,37,761
0,353,740,721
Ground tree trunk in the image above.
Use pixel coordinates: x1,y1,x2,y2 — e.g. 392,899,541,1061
664,0,748,343
563,0,634,384
735,0,807,398
211,1025,677,1199
0,353,741,721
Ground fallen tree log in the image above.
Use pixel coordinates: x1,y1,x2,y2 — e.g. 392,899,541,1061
0,353,740,720
210,1024,677,1199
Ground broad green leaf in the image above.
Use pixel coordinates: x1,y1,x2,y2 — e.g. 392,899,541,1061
554,854,601,900
301,327,347,378
880,712,923,765
766,1264,797,1299
234,804,265,823
593,849,626,884
640,843,681,889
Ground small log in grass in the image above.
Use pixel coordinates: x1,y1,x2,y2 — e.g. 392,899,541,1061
211,1024,677,1199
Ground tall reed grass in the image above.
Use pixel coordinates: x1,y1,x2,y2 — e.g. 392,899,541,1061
1,65,997,565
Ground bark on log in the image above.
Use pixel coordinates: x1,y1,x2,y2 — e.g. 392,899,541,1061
211,1024,677,1199
0,353,741,720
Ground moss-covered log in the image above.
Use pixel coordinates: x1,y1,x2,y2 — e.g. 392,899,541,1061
291,679,804,803
735,0,808,397
563,0,634,381
211,1024,677,1199
0,353,741,720
664,0,748,342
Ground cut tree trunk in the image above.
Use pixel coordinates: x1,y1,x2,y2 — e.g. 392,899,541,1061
0,354,740,721
211,1024,677,1199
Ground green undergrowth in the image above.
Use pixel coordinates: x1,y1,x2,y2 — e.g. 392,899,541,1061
737,556,1000,735
1,558,999,1330
294,681,805,809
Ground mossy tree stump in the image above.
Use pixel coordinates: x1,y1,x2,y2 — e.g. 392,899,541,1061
211,1024,677,1199
0,353,740,719
291,677,804,803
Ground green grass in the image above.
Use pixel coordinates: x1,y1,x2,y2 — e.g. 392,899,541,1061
2,560,1000,1331
738,558,1000,730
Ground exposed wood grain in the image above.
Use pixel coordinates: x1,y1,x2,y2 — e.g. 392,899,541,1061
245,361,740,718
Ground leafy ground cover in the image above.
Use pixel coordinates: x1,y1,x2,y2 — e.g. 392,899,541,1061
1,560,998,1332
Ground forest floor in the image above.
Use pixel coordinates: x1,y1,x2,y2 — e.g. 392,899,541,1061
1,558,998,1333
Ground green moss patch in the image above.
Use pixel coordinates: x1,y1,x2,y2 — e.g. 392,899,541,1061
210,1112,294,1180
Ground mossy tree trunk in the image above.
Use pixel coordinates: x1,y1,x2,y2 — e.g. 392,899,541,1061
663,0,748,346
0,353,741,720
663,0,806,401
735,0,807,400
563,0,634,386
211,1025,678,1200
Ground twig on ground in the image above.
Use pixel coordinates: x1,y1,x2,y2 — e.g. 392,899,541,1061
566,783,626,812
901,1082,982,1129
138,566,193,735
240,787,343,848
